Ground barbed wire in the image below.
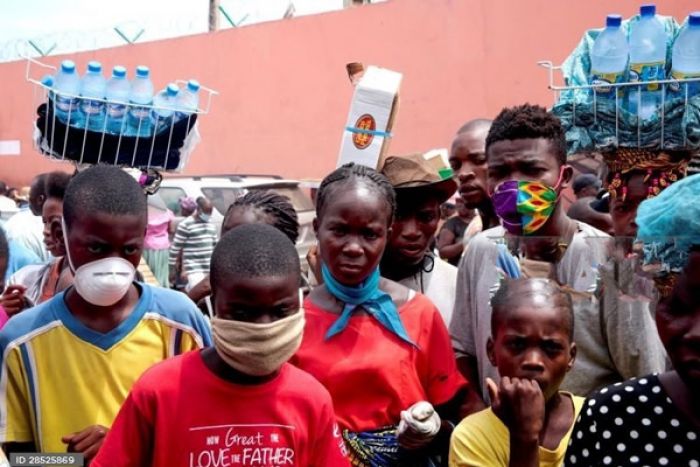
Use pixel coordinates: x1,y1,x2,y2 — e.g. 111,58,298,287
0,17,208,63
0,0,385,63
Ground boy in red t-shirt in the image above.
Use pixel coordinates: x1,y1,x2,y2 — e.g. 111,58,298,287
93,224,348,466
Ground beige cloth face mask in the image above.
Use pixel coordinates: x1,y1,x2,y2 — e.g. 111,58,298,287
212,290,305,377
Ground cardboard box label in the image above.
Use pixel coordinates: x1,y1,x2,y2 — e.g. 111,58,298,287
337,66,402,169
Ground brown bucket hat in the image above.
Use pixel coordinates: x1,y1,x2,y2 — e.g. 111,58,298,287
381,153,457,203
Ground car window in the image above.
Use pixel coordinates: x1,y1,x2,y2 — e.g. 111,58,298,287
159,187,187,215
201,187,245,215
247,186,314,212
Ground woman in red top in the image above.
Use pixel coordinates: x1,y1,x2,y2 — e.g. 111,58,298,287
292,163,477,466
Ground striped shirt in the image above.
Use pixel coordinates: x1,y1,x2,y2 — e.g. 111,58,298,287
168,216,218,275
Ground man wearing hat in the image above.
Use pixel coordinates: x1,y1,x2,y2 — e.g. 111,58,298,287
380,153,459,324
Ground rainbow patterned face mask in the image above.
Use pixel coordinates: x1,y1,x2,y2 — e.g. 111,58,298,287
491,179,560,235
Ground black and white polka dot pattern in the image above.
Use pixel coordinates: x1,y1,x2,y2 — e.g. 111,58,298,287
566,374,699,467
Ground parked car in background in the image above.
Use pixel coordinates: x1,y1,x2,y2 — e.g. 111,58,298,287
158,174,316,285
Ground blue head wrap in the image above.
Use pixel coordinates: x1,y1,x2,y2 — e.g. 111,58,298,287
637,173,700,274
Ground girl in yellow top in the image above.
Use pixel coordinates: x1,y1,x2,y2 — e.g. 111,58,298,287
449,278,583,467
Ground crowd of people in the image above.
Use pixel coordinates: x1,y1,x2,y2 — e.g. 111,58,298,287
0,103,697,466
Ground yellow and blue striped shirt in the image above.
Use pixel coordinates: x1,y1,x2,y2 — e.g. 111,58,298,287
0,283,211,452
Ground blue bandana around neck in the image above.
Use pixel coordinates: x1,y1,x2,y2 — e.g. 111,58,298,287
322,263,415,346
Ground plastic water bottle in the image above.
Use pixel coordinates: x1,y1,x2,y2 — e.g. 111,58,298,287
151,84,180,134
590,15,628,101
53,60,81,125
628,5,667,119
41,75,54,87
127,65,154,137
78,61,107,131
670,12,700,98
105,66,131,135
42,75,56,107
175,79,200,122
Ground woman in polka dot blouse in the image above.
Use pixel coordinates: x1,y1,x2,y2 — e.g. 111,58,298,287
566,174,700,467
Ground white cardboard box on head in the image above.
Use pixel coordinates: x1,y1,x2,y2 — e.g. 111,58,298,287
337,66,402,170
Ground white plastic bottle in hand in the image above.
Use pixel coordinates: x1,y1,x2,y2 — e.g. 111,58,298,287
590,15,628,101
151,83,179,134
175,79,200,122
79,61,107,131
53,60,81,126
105,66,131,135
670,12,700,98
127,65,154,137
628,4,667,119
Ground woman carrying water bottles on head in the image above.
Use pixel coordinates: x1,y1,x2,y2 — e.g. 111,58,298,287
291,163,481,466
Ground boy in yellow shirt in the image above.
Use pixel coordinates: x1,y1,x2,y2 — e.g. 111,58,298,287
449,278,582,467
0,166,211,461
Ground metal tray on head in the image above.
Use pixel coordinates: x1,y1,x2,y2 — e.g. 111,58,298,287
26,56,218,173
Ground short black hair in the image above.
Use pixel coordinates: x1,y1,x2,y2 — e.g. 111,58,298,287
226,190,299,243
456,118,492,135
30,173,48,197
45,172,72,201
63,165,147,228
572,174,601,195
486,104,567,166
196,196,209,210
0,181,7,196
316,163,396,224
210,223,300,288
491,278,575,340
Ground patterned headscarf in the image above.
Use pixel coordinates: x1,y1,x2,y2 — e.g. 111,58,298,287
604,148,690,202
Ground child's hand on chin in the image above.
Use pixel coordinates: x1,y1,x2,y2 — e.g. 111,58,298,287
486,376,545,440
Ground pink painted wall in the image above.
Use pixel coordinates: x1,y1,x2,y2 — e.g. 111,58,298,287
0,0,696,186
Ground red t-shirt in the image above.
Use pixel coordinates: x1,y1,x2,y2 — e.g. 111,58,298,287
291,293,467,432
93,351,349,467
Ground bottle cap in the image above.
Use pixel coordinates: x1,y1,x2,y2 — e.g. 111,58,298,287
640,5,656,17
166,83,179,96
41,75,54,87
112,66,127,78
61,60,76,73
606,14,622,28
87,61,101,73
690,12,700,27
136,65,150,78
187,80,200,92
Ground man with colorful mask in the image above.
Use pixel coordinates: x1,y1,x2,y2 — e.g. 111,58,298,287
450,104,652,400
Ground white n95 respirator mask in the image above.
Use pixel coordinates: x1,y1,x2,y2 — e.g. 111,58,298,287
62,219,136,307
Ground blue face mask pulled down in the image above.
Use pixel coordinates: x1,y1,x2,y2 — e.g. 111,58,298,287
322,264,415,346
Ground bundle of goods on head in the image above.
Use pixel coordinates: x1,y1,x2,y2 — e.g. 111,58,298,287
589,5,699,120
